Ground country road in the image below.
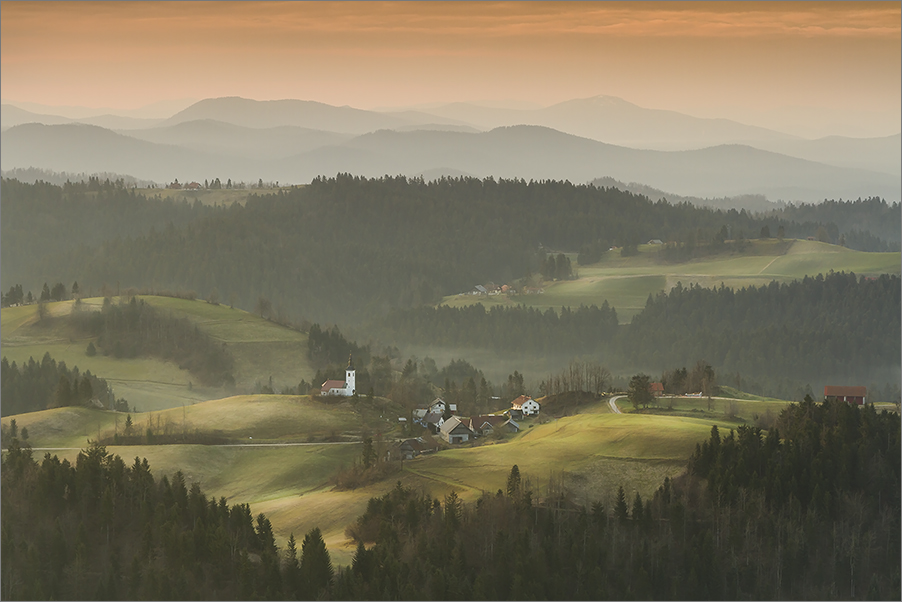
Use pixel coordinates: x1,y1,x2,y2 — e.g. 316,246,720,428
609,395,626,414
4,441,361,452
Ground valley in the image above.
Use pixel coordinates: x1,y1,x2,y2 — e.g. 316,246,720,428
443,238,901,322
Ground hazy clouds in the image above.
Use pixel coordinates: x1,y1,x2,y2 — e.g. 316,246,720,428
2,2,899,137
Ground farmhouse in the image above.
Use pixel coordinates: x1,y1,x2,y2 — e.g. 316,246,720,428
414,398,446,419
511,395,541,417
470,415,520,436
391,437,440,461
420,412,445,433
440,416,475,444
650,382,665,397
824,385,867,405
320,355,357,396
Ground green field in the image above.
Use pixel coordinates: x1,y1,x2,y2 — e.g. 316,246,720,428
442,239,901,322
2,391,796,565
0,297,315,411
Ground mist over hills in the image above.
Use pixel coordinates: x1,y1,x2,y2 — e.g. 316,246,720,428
2,95,900,203
421,95,799,149
3,121,898,203
122,119,352,160
160,96,470,134
1,104,163,130
0,123,255,183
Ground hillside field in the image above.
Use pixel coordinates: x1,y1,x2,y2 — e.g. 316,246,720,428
442,239,901,322
0,296,314,411
1,392,795,565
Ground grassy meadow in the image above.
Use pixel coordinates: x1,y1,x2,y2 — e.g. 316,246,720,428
442,239,901,322
2,391,796,565
0,296,314,411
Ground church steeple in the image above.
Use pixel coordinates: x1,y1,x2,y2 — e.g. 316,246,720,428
345,354,356,395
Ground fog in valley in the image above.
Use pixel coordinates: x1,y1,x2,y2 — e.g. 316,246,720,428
1,3,899,601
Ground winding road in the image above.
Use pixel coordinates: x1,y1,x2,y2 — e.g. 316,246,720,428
609,395,626,414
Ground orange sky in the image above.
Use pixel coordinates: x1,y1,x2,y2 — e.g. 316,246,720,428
1,1,899,133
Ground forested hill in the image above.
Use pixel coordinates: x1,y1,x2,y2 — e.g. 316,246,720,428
2,175,898,325
372,272,900,395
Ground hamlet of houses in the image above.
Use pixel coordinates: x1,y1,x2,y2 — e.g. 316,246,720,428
398,394,538,456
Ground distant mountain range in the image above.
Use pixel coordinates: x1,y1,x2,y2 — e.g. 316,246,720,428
2,95,899,203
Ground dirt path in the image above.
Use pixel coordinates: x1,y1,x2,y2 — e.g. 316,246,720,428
609,395,625,414
7,441,361,452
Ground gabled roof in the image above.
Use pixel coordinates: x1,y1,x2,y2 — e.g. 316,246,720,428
399,437,438,453
424,412,444,424
824,385,867,397
321,379,345,390
650,382,664,392
472,415,509,430
440,416,473,435
511,395,538,410
417,397,445,410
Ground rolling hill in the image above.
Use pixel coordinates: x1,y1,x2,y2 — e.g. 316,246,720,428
0,296,316,412
442,238,902,322
160,96,470,133
4,121,898,202
0,391,791,564
120,119,352,160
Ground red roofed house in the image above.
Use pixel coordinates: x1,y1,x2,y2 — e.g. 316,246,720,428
650,382,665,397
511,395,541,417
824,385,867,405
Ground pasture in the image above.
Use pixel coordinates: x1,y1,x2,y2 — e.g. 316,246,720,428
442,239,901,322
0,296,315,411
1,390,795,565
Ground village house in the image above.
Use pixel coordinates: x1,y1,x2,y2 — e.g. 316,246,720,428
470,415,520,436
419,412,445,433
389,436,440,461
413,397,446,420
439,416,475,444
824,385,867,405
320,355,357,396
650,382,665,397
510,395,541,417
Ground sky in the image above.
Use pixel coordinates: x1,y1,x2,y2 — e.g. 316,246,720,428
1,1,900,137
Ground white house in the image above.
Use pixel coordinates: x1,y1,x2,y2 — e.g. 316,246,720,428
320,355,357,396
511,395,541,416
414,397,446,418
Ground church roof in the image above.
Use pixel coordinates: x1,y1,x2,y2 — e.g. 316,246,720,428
347,353,354,370
321,380,346,391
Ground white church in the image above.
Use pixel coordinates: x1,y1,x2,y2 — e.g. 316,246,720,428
320,355,357,397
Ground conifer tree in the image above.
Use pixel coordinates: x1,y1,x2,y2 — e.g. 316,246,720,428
300,527,333,599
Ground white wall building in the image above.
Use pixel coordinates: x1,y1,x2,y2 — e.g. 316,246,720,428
320,355,357,396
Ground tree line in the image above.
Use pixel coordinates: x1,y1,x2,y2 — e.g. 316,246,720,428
70,297,236,387
0,441,335,600
374,301,619,355
623,272,900,385
2,396,897,599
0,352,125,417
335,399,899,600
4,176,896,327
372,272,899,397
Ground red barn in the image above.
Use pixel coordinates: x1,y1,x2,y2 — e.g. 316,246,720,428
824,385,867,405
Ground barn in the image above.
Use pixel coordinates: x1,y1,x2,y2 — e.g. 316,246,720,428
824,385,867,405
